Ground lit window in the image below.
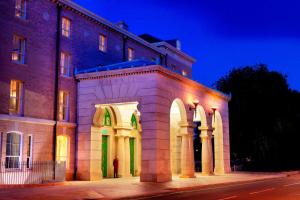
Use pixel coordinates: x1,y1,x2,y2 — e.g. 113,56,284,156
9,80,23,115
26,135,32,168
128,47,134,61
62,17,71,38
60,52,71,76
15,0,26,19
6,132,22,169
103,108,111,126
12,35,26,64
99,34,107,52
58,91,69,121
57,135,69,169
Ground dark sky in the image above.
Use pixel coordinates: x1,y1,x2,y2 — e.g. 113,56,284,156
73,0,300,91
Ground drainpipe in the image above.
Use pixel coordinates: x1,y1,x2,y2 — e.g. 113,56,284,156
74,79,79,180
122,35,127,62
53,4,62,179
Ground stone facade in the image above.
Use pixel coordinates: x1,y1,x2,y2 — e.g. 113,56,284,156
76,66,231,182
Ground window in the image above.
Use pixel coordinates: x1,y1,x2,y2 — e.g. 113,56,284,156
128,47,134,61
5,132,22,169
99,34,107,52
15,0,26,19
26,135,32,168
58,91,69,121
131,114,138,129
62,17,71,38
9,80,23,115
60,52,71,76
182,70,187,76
12,35,26,64
57,135,69,169
103,108,111,126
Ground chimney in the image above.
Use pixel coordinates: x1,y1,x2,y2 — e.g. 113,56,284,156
176,40,181,50
116,21,129,31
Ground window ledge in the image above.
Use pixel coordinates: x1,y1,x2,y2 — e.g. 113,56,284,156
0,114,55,126
60,75,74,79
11,61,28,67
57,121,76,128
14,16,29,23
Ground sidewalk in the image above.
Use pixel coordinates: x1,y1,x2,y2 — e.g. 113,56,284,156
0,172,297,200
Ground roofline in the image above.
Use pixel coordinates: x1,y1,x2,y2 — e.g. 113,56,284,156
154,41,196,63
57,0,166,55
76,65,230,101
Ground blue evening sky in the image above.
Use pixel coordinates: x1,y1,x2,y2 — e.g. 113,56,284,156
73,0,300,91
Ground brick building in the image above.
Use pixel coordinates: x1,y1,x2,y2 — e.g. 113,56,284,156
0,0,230,183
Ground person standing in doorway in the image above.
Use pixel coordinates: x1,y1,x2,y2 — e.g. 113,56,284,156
113,156,119,178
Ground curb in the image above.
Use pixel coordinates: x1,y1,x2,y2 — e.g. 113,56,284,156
0,181,68,189
117,174,289,200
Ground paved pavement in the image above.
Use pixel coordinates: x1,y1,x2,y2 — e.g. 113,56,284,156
0,172,298,200
138,174,300,200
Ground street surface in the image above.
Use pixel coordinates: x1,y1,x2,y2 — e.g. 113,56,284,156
137,175,300,200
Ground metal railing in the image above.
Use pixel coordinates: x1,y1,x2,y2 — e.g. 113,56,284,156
0,161,66,185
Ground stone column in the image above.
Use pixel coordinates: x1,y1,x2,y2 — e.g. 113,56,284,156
117,135,125,177
124,136,131,177
200,126,213,175
179,123,195,178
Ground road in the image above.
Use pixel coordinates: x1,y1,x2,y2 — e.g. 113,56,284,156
136,175,300,200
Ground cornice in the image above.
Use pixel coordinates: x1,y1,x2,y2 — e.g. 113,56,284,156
76,65,230,101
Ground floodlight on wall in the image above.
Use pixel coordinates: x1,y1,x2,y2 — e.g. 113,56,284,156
189,99,199,118
211,107,217,121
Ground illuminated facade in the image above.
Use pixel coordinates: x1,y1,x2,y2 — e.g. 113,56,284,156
0,0,230,183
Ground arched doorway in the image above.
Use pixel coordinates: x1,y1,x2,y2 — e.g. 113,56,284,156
170,98,187,175
213,111,225,174
129,112,142,176
98,106,118,178
193,105,207,173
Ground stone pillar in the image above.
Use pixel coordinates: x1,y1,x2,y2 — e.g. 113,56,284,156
124,136,131,177
117,135,125,177
200,126,213,175
179,123,195,178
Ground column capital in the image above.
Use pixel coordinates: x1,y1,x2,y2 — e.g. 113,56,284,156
200,130,213,139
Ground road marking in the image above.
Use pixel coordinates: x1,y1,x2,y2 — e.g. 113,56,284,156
284,182,300,187
249,188,274,195
217,195,238,200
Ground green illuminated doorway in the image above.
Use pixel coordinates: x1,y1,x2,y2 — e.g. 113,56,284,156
102,135,108,178
129,138,135,176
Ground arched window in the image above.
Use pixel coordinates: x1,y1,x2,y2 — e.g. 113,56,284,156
103,108,111,126
131,114,138,129
6,132,22,169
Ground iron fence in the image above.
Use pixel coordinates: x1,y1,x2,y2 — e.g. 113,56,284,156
0,161,66,185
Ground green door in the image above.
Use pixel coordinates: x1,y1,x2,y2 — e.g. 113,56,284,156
102,136,108,177
129,138,135,176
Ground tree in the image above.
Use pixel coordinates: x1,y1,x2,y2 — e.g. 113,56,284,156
215,64,300,171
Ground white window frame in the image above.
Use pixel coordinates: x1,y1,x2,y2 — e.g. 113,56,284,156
60,52,71,77
58,91,70,121
12,35,26,64
99,34,107,52
128,47,134,61
15,0,26,19
5,132,23,169
9,80,23,115
61,17,71,38
26,135,33,169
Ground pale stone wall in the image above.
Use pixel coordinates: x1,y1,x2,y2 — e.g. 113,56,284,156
76,65,230,182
